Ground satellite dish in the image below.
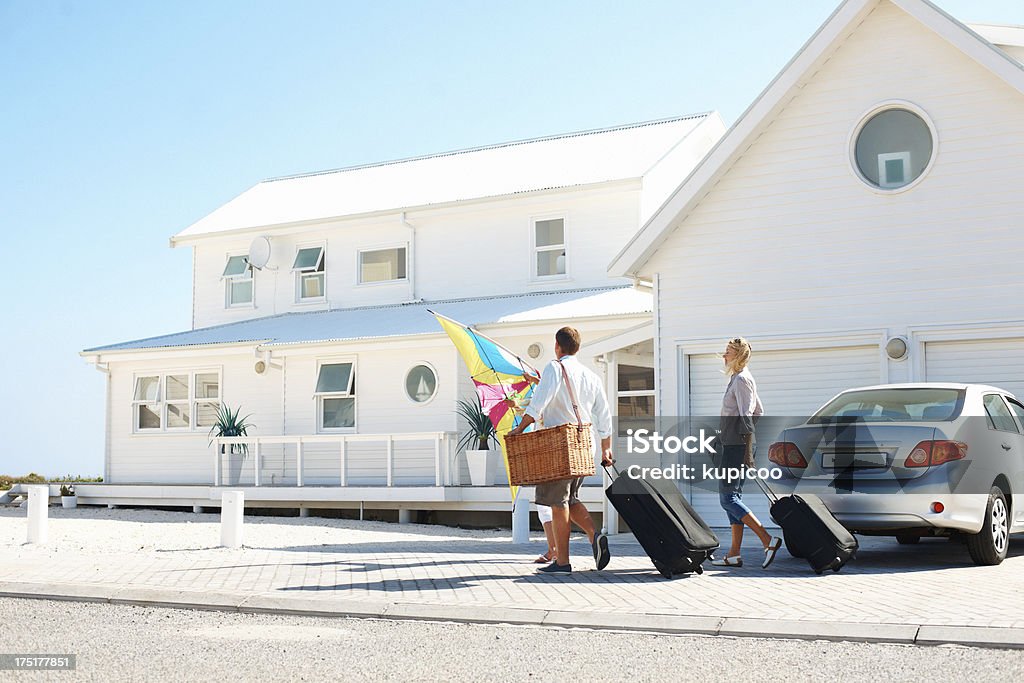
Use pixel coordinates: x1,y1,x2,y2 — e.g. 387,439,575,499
247,236,272,270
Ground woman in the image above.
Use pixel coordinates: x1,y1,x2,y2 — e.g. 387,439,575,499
712,337,782,569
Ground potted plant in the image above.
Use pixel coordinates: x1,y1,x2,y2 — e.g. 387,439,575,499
456,397,500,486
208,405,254,486
60,483,77,509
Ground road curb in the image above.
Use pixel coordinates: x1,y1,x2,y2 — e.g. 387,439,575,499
1,581,1023,650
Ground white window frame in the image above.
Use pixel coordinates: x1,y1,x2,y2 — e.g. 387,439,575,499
357,244,409,286
314,358,357,433
222,254,254,309
877,151,911,189
616,364,656,437
847,99,939,195
404,361,439,405
292,243,326,304
530,215,569,281
130,369,223,435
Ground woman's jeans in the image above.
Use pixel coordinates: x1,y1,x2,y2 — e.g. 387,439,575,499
718,443,752,525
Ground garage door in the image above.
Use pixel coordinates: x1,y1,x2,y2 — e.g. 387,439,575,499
686,345,883,527
924,338,1024,399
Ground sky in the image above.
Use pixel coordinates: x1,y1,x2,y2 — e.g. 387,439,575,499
1,0,1021,478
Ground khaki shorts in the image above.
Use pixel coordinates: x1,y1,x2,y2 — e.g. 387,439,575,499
535,477,584,508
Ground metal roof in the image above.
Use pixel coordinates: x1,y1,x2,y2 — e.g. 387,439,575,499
172,114,711,243
82,286,652,354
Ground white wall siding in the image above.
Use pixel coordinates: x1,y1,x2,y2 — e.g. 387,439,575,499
192,186,639,329
105,316,643,486
106,352,283,484
645,2,1024,414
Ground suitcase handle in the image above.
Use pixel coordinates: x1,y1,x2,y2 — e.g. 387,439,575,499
602,463,620,480
752,468,780,504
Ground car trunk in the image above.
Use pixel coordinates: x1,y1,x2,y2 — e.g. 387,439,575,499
777,422,940,481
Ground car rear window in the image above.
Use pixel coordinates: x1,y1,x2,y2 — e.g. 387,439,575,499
810,388,965,423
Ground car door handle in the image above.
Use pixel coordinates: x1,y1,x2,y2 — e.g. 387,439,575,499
1002,443,1012,451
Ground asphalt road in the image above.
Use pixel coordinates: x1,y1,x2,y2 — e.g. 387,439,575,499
1,597,1022,682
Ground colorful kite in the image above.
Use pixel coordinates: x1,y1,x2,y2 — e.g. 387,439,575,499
431,311,539,500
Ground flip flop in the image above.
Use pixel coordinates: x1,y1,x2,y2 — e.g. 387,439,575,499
762,537,783,569
534,553,553,564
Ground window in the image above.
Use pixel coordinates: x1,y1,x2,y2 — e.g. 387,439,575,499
292,246,325,301
405,364,437,404
315,362,356,430
811,388,964,423
852,105,934,191
359,247,407,284
131,371,221,433
1007,398,1024,431
983,394,1019,433
534,218,566,278
222,255,253,307
617,364,655,436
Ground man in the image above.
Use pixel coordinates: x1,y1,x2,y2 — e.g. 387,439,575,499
507,326,614,574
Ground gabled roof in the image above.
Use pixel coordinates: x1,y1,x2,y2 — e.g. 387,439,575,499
609,0,1024,277
81,286,652,355
172,114,713,245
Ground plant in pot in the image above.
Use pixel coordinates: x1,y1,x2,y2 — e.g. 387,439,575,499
208,405,254,486
60,483,77,509
456,397,500,486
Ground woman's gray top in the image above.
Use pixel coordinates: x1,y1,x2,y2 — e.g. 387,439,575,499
719,367,764,445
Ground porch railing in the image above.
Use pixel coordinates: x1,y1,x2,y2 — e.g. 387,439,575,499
211,432,458,487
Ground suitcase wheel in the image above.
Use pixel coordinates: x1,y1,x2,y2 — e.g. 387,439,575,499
813,566,825,576
694,564,704,575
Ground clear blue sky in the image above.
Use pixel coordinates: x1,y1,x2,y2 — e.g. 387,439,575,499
1,0,1020,477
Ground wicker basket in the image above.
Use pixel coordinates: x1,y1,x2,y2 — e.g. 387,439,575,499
504,423,595,486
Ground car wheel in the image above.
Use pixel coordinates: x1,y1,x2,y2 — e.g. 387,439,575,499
896,533,920,545
966,486,1010,566
784,531,806,559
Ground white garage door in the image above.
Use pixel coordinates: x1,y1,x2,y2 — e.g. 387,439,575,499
924,338,1024,399
685,345,882,527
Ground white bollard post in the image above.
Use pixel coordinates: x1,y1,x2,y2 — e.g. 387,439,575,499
26,486,50,544
512,488,530,544
397,509,411,525
220,491,244,548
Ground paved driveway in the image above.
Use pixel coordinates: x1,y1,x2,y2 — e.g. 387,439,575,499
2,507,1023,640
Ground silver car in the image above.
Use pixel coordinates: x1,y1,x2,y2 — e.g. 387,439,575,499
768,383,1024,565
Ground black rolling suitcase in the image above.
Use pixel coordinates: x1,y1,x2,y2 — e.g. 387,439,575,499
604,465,719,578
755,478,857,574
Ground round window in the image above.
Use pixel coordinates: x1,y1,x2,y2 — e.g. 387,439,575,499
405,364,437,403
852,106,934,190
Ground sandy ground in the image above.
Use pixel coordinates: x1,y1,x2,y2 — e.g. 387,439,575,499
0,505,516,559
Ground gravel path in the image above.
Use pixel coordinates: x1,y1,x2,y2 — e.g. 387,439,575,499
2,597,1023,682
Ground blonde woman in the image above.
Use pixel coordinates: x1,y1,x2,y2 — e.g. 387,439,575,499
712,337,782,569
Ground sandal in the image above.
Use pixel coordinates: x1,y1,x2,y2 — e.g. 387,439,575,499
711,555,743,567
534,552,554,564
762,537,782,569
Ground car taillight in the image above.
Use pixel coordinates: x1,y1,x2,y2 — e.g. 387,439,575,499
768,442,807,468
904,441,967,468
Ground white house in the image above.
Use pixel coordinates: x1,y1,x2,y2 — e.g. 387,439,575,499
76,114,725,522
607,0,1024,525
